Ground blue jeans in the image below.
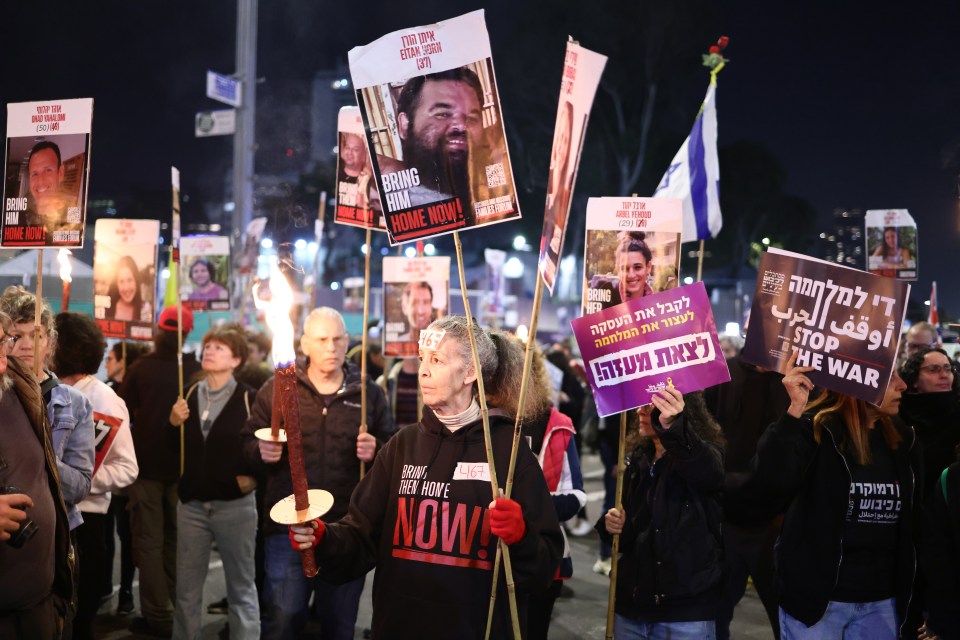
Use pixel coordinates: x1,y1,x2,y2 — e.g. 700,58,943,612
173,494,260,640
262,533,365,640
615,615,716,639
780,599,897,639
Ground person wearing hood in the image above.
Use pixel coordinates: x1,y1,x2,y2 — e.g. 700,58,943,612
241,307,396,640
289,316,563,639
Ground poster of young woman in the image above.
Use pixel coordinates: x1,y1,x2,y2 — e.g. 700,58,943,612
180,236,231,311
348,10,521,245
382,256,450,357
538,40,607,294
2,98,94,248
865,208,918,280
582,197,683,316
334,106,385,230
93,218,160,339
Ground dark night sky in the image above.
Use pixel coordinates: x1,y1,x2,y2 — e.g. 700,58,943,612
2,2,958,316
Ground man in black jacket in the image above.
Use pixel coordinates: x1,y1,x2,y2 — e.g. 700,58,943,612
119,307,200,637
241,307,396,640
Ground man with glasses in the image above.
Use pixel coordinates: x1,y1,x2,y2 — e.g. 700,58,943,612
242,307,396,640
902,321,941,363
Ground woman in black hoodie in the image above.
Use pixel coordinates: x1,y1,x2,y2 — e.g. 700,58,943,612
290,316,563,639
757,352,918,639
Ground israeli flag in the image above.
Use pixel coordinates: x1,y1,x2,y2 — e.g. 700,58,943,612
654,80,721,243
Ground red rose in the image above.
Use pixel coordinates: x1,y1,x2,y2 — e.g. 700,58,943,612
709,45,720,54
718,36,729,49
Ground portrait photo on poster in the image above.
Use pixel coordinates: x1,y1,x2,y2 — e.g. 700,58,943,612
93,219,160,340
382,256,450,357
180,236,232,311
334,106,385,231
865,209,917,280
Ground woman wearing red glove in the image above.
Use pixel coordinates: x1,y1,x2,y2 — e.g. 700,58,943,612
290,317,563,639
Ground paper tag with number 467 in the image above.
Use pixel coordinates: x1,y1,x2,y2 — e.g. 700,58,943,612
453,462,490,483
418,329,445,351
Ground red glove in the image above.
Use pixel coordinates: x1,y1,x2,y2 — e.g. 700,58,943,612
489,497,526,546
288,518,325,551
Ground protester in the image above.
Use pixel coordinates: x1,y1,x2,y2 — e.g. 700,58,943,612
241,307,396,640
289,316,563,639
53,312,138,640
104,341,148,391
119,306,200,637
1,286,95,536
755,352,919,638
598,389,725,639
168,324,259,639
235,329,272,391
718,334,743,360
902,321,941,363
918,454,960,639
0,311,75,639
493,332,585,640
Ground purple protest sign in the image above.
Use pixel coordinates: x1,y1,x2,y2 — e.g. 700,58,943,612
571,281,730,417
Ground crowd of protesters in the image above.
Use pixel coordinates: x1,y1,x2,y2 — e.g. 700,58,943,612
2,288,960,640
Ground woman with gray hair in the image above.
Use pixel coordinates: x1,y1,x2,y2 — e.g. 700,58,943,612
290,316,563,639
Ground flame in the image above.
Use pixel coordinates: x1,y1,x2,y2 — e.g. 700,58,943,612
261,263,296,366
57,249,73,283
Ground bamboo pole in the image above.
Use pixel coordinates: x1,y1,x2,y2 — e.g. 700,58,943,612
605,411,628,639
696,239,705,282
359,227,372,479
33,251,44,378
452,231,521,640
311,191,327,311
175,252,185,477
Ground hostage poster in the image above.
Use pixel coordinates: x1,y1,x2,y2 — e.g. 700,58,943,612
93,219,160,340
180,236,231,312
334,106,385,230
571,281,729,417
865,208,917,280
742,248,910,405
383,255,450,357
538,40,607,294
582,197,683,316
348,10,521,245
2,98,93,248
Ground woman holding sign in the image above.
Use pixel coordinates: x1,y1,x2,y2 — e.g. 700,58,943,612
755,352,919,639
288,317,563,639
597,389,725,639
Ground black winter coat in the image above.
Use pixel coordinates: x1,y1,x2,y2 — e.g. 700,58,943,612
240,359,396,535
753,412,920,630
597,411,725,623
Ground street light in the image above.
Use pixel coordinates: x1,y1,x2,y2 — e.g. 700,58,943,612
513,235,526,251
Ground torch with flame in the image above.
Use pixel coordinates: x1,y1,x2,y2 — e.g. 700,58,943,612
258,262,332,578
58,249,72,312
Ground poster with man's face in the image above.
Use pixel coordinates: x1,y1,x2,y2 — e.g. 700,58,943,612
538,41,607,294
383,256,450,357
180,236,231,312
93,219,160,340
2,98,93,248
865,209,918,281
582,197,683,316
348,10,521,245
335,106,385,231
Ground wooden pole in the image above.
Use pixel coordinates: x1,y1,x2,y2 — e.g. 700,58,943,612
696,239,705,282
452,231,521,640
33,251,44,378
605,411,628,639
360,227,372,479
311,190,327,311
176,253,185,477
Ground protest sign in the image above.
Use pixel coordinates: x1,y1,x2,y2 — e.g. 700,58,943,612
2,98,93,248
742,248,910,405
334,106,385,230
865,209,917,280
93,219,161,340
348,10,521,245
538,41,607,293
582,197,682,315
572,281,729,417
383,256,450,357
180,236,231,311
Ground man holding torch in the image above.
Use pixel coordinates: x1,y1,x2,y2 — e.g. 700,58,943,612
241,307,395,640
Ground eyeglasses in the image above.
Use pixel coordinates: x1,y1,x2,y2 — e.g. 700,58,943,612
906,341,938,352
307,335,348,346
0,334,22,351
920,364,955,376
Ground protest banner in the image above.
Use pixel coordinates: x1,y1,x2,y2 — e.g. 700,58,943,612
382,256,450,357
742,248,910,405
865,209,918,280
93,219,160,340
335,106,385,230
582,197,682,316
2,98,93,248
572,281,729,417
538,41,607,293
348,10,521,245
180,236,232,311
